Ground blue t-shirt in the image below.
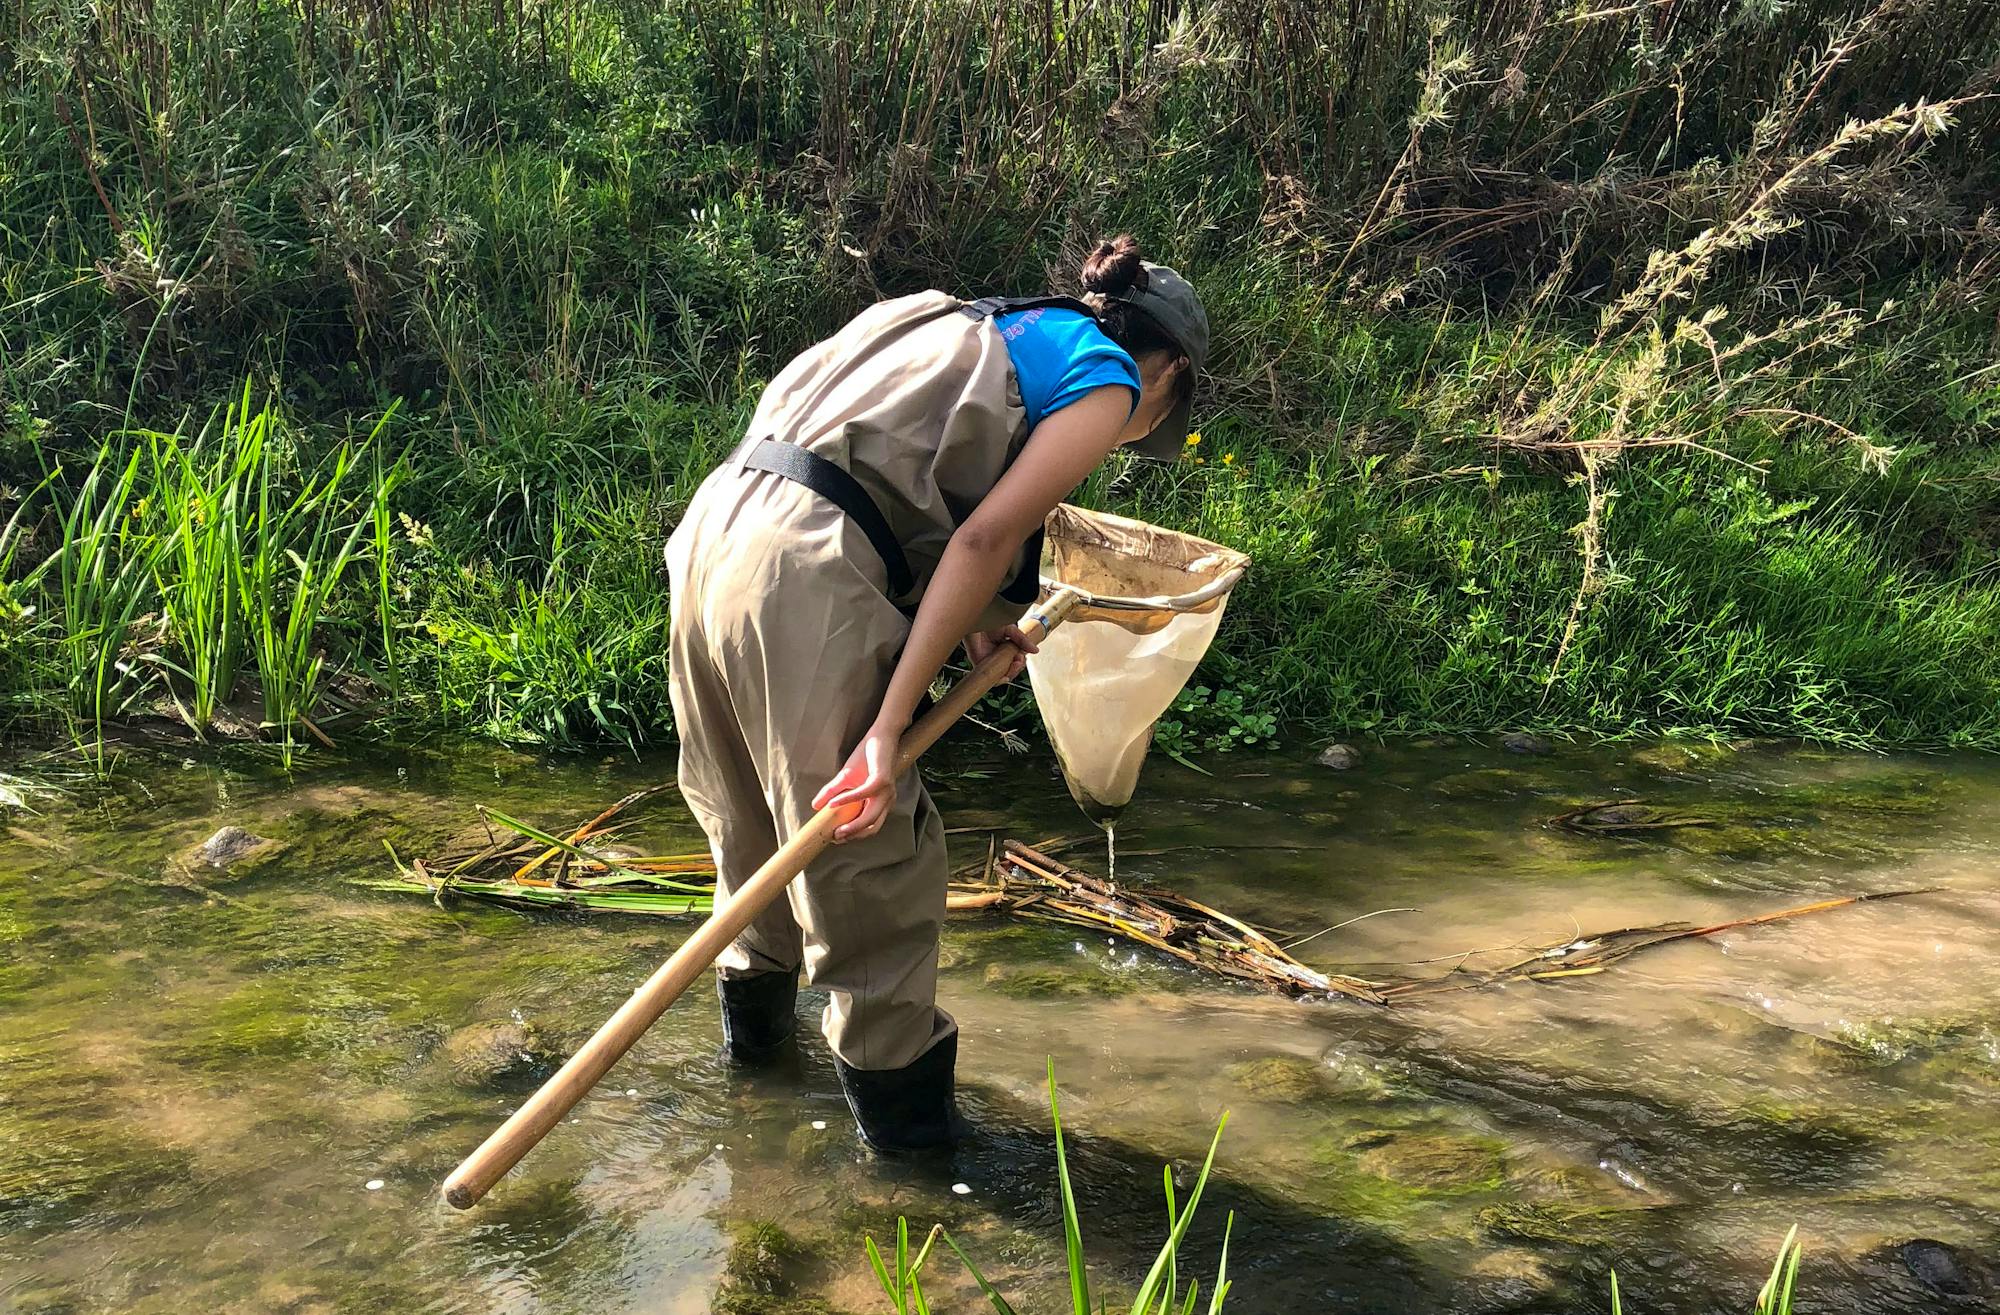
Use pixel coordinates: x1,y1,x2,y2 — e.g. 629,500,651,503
994,307,1140,431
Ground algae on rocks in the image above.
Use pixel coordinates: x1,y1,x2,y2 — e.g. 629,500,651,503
1224,1054,1332,1103
438,1018,561,1088
980,959,1152,1000
176,825,284,877
713,1219,855,1315
1347,1128,1508,1195
1476,1201,1632,1249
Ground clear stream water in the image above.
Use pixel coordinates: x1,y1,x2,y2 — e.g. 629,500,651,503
2,738,1997,1313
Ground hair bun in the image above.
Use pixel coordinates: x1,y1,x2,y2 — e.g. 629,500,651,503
1080,234,1147,296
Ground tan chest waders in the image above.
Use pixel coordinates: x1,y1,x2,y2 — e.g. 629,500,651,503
662,292,1097,1100
441,274,1243,1199
663,289,1244,1149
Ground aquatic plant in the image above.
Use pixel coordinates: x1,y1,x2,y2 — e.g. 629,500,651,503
1610,1226,1802,1315
30,389,402,766
866,1061,1233,1314
48,443,167,769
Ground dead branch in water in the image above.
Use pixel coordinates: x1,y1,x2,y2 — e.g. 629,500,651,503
1372,887,1941,999
359,794,1936,1008
958,841,1388,1006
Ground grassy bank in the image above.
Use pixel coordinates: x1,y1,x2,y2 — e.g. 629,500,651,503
3,0,1998,758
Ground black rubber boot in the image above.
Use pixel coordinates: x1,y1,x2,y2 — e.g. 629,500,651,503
717,970,799,1066
834,1030,961,1153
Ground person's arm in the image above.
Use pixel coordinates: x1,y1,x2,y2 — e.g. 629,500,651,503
812,384,1132,841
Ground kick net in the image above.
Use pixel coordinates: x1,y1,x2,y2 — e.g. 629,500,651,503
1025,505,1250,820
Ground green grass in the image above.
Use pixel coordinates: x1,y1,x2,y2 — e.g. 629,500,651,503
865,1061,1234,1315
0,0,1997,756
9,389,400,767
49,444,163,768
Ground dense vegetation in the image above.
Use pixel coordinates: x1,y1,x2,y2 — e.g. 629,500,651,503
3,0,1998,760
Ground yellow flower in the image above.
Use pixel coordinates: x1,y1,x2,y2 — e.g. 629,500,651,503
1191,455,1205,465
1221,452,1235,466
1184,431,1203,448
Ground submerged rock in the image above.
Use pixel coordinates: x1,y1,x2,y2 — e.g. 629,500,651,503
1828,1015,1991,1066
1500,732,1552,756
1349,1128,1507,1194
712,1219,846,1315
1627,741,1734,773
713,1292,845,1315
1898,1239,1980,1297
1224,1055,1327,1102
1724,1097,1879,1150
1477,1200,1625,1248
1792,772,1953,817
980,961,1144,1000
1432,768,1548,801
784,1121,840,1168
1316,743,1362,771
184,825,284,874
1593,1140,1654,1194
723,1219,806,1296
1896,1231,1976,1295
1299,1124,1511,1227
439,1020,557,1087
1459,1247,1561,1314
1317,1048,1419,1100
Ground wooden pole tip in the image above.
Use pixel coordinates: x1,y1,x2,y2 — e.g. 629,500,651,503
442,1180,479,1210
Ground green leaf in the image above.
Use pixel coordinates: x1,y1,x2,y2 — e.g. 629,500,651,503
1207,1212,1233,1314
1128,1113,1230,1315
1049,1058,1092,1315
865,1235,902,1315
943,1231,1021,1315
1755,1226,1802,1315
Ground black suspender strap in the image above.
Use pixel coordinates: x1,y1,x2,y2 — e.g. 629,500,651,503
959,294,1098,321
959,295,1094,601
733,295,1087,608
734,436,917,599
736,433,1044,609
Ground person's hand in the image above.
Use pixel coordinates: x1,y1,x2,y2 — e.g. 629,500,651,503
963,624,1041,683
813,720,901,842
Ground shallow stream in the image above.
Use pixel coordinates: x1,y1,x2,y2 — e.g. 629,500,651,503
3,738,1996,1312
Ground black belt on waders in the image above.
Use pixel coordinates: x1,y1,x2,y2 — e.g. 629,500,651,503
729,292,1095,610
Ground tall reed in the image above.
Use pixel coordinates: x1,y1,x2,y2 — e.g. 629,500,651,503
51,446,164,770
230,404,401,763
37,389,401,765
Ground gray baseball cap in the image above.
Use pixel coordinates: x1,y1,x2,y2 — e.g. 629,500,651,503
1116,261,1208,459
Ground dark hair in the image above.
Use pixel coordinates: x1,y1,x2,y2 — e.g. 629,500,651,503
1081,234,1193,408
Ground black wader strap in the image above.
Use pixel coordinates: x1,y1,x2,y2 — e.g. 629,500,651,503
734,436,916,599
734,295,1087,610
959,294,1099,322
958,297,1089,603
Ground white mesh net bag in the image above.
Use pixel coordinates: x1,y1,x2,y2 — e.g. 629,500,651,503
1025,505,1250,820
